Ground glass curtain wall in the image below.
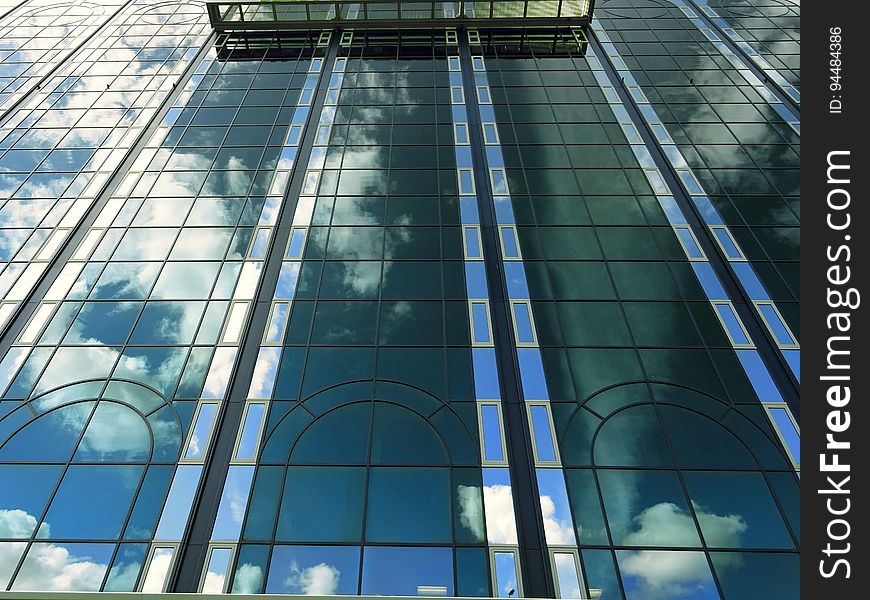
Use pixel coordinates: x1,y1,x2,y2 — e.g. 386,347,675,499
0,2,801,598
683,0,800,94
0,27,320,592
0,0,211,328
470,28,799,600
221,30,523,597
594,1,800,341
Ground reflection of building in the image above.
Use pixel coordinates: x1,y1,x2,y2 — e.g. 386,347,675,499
0,0,799,598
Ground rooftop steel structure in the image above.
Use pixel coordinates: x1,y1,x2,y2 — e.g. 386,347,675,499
207,0,595,31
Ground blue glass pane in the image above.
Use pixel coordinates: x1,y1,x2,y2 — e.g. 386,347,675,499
758,304,795,345
236,403,266,459
0,402,94,462
267,545,360,595
43,465,143,539
690,262,727,301
212,465,255,540
472,348,500,400
125,465,174,540
735,350,783,403
517,348,548,400
675,228,704,259
75,402,151,462
513,303,534,343
493,551,519,598
154,464,201,540
616,550,719,600
714,304,750,346
768,407,800,465
471,303,490,343
480,404,504,462
362,546,453,596
529,405,557,462
536,469,576,545
712,229,742,259
0,464,63,538
105,543,148,591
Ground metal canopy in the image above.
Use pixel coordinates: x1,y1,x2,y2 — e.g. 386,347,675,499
207,0,594,31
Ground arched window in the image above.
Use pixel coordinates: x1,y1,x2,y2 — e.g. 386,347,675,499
0,380,181,591
556,383,799,600
237,380,487,595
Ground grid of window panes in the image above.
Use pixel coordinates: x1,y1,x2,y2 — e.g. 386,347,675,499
197,30,330,594
226,31,498,597
0,0,211,329
690,0,800,92
0,0,127,116
0,31,316,592
464,35,589,600
594,2,799,341
474,29,799,600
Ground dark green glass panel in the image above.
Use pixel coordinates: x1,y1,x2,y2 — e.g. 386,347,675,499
277,466,365,542
365,467,451,543
290,403,371,465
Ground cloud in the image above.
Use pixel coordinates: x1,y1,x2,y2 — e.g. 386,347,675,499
540,494,575,545
618,502,748,599
0,541,26,589
201,347,238,398
620,550,712,599
35,346,117,394
202,568,227,593
621,501,746,548
692,502,748,548
76,403,152,460
231,563,263,594
325,225,381,259
342,262,382,297
457,485,485,542
247,347,280,399
0,509,48,539
0,510,107,591
285,561,341,595
140,549,172,592
104,559,141,592
483,484,518,544
90,263,161,298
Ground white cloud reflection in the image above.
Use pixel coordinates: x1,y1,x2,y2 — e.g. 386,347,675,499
285,560,341,595
457,485,485,542
483,484,518,545
231,562,263,594
0,509,107,591
617,501,747,599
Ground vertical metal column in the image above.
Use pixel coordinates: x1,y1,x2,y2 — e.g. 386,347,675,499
457,28,557,600
170,31,341,592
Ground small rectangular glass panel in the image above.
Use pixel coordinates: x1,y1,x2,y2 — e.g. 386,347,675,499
480,404,504,462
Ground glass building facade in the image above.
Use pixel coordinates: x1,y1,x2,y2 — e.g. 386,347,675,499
0,1,799,598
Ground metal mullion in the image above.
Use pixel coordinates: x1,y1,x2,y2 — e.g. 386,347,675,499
354,36,396,594
479,38,627,600
457,32,556,600
0,0,29,22
170,31,340,592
